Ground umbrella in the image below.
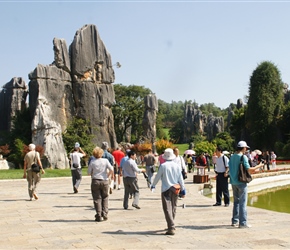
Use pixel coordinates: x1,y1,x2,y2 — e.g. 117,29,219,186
254,149,262,155
251,151,257,158
222,150,230,155
184,149,195,155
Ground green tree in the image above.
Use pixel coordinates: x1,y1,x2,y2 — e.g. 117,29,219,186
112,84,152,143
278,101,290,143
6,138,25,168
229,106,246,142
246,61,284,149
199,103,223,117
169,118,184,143
1,107,32,168
212,132,234,152
62,117,95,159
194,140,216,156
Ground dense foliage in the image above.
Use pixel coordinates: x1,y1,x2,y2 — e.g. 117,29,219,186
112,84,152,143
62,117,95,159
246,61,284,150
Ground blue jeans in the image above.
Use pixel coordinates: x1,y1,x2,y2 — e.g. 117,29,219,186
231,183,248,226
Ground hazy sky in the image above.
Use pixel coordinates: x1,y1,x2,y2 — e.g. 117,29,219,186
1,1,290,109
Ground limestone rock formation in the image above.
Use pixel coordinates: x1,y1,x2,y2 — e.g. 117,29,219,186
0,77,28,131
142,94,158,143
53,38,71,73
27,24,117,168
70,24,117,147
205,114,224,141
183,104,223,142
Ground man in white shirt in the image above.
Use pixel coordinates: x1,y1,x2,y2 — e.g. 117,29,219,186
213,146,230,207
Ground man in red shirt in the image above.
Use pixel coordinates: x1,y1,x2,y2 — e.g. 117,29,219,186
112,147,125,190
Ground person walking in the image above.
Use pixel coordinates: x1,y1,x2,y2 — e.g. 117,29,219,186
229,141,263,228
265,151,270,170
213,146,230,207
205,152,211,172
23,143,45,201
87,147,114,222
271,151,277,169
112,147,125,190
122,151,146,210
173,147,187,179
142,149,156,187
70,143,86,193
151,148,185,235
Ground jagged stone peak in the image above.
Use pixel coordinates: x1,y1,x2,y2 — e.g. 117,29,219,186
3,77,27,89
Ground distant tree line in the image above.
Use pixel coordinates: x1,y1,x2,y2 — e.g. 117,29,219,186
2,60,290,168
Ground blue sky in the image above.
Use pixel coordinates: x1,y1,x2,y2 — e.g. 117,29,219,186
1,1,290,109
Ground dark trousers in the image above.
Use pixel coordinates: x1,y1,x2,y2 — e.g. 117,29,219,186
123,177,140,209
216,173,230,205
91,179,109,217
71,169,82,190
161,189,178,231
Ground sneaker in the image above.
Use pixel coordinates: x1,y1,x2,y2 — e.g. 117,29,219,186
132,204,141,209
224,204,229,207
109,188,112,194
73,186,78,193
103,214,108,221
213,203,221,206
113,184,116,189
165,230,175,235
118,187,121,190
239,224,252,228
231,223,239,228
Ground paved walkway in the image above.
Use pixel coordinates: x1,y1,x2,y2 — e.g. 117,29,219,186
0,170,290,249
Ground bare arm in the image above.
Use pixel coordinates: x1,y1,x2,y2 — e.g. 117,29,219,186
79,147,86,157
248,162,263,174
37,155,45,174
23,160,27,178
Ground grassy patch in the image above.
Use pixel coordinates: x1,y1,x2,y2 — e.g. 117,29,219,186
0,168,75,180
173,144,190,154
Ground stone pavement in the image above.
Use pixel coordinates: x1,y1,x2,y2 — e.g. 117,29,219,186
0,171,290,249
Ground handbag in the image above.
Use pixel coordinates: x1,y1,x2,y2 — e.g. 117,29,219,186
238,155,252,183
169,184,181,195
31,152,41,173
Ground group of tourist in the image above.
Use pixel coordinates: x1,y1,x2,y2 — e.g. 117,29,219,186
23,139,271,234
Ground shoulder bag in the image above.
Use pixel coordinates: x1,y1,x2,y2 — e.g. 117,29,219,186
31,152,41,173
238,155,252,183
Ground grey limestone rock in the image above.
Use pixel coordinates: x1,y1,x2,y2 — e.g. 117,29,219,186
142,94,158,143
0,77,28,131
31,96,69,169
53,38,71,73
28,64,73,168
70,24,115,84
183,104,224,143
29,64,74,133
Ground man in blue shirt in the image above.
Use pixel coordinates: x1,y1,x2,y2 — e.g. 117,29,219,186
229,141,263,228
122,151,145,210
